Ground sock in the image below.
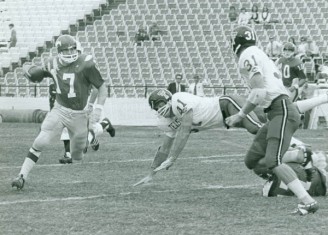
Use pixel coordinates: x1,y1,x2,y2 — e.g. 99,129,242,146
100,119,109,130
273,164,314,204
93,123,103,136
288,180,315,204
63,140,70,153
65,152,72,158
295,94,328,113
88,132,93,142
19,148,41,179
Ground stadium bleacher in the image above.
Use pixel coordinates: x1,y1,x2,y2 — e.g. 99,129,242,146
1,0,328,97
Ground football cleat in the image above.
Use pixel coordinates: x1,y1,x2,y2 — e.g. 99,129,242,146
291,201,319,215
101,118,115,137
59,154,73,164
11,174,25,190
90,137,100,151
262,180,274,197
301,147,313,168
133,175,153,187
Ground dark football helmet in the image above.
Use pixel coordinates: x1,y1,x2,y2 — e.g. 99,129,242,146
55,35,78,63
148,89,172,117
282,42,296,59
231,25,257,55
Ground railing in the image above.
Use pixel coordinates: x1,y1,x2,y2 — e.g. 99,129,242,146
0,84,249,97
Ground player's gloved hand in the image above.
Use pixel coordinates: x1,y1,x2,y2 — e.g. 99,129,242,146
154,156,176,172
133,174,153,187
225,111,245,127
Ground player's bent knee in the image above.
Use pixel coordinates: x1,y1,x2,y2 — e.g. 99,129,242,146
32,132,52,151
244,152,260,170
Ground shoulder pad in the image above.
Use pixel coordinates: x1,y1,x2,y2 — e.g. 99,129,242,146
85,55,93,61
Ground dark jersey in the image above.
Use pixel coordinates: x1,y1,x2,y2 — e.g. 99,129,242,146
45,54,104,110
268,163,326,197
49,83,57,110
276,57,306,87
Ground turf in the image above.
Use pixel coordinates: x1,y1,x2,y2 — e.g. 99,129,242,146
0,123,327,235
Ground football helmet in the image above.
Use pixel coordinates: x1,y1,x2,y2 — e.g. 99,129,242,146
148,89,172,117
55,35,78,64
231,25,257,55
282,42,296,59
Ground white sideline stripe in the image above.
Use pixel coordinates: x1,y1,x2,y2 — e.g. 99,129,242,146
205,184,258,189
0,184,259,206
201,160,242,163
110,141,157,145
0,154,244,170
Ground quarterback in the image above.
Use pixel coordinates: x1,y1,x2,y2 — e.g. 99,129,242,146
12,35,107,189
225,25,318,215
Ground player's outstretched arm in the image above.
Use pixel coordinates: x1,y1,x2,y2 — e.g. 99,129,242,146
154,110,193,172
133,136,173,186
226,74,266,127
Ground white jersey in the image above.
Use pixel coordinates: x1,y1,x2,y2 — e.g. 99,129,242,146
157,93,224,137
238,46,289,108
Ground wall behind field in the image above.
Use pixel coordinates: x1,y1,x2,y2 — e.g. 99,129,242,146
0,97,157,126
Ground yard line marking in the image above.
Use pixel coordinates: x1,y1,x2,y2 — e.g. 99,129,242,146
0,184,260,206
204,184,259,189
0,154,244,170
109,141,157,145
0,195,109,205
201,159,243,163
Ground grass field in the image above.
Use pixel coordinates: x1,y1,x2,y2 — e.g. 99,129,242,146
0,123,327,235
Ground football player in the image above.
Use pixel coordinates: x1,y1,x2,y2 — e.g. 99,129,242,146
275,42,307,102
49,41,115,164
225,25,318,215
133,90,263,186
133,89,328,187
56,85,116,164
262,148,327,197
12,35,108,189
